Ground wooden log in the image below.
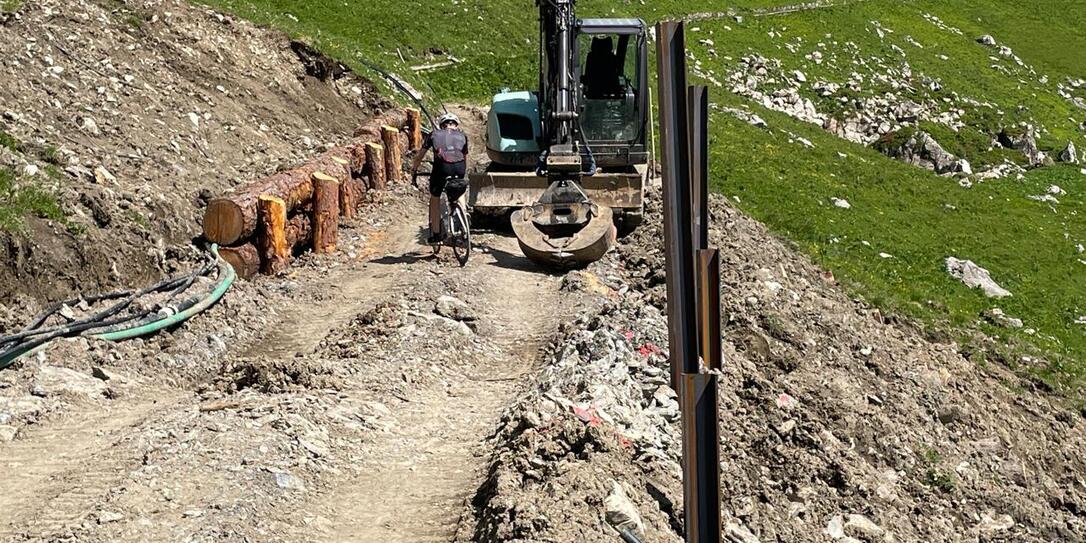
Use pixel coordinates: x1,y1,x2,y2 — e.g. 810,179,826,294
218,244,260,280
332,156,356,218
285,213,313,248
339,175,356,219
258,195,290,275
365,142,386,190
381,125,402,183
203,151,352,245
219,215,312,278
406,108,423,150
312,171,339,254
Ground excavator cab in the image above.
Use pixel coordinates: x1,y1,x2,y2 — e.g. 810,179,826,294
470,14,649,268
577,20,649,164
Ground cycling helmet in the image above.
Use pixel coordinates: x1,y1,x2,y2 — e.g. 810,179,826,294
438,112,461,128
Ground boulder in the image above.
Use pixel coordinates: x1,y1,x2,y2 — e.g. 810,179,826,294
945,257,1012,298
33,366,108,398
1058,141,1079,164
977,35,997,46
998,127,1051,167
434,295,475,322
879,130,966,174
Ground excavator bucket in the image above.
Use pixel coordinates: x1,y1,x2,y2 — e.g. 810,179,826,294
511,205,617,268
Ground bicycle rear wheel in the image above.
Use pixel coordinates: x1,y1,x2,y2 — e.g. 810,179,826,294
451,204,471,267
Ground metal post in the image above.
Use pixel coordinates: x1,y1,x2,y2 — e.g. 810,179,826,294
689,85,710,253
698,249,722,371
680,372,723,543
656,21,699,386
656,21,723,543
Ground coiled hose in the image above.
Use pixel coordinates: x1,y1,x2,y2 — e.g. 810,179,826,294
0,245,235,370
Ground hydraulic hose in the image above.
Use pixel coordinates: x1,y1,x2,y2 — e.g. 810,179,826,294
0,245,234,370
93,246,234,341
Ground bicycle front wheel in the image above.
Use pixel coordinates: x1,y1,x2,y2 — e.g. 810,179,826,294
451,204,471,267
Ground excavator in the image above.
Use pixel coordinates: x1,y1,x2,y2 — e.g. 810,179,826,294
468,0,650,268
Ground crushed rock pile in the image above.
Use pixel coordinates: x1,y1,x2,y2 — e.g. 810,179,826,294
466,189,1086,542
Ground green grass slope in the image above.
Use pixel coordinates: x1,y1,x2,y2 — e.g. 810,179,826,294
198,0,1086,391
686,1,1086,390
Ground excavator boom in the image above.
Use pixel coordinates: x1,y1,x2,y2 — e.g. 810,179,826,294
469,0,649,268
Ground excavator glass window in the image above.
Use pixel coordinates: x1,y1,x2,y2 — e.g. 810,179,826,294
578,33,640,143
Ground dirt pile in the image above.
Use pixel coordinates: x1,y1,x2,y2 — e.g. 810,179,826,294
466,187,1086,542
0,0,387,309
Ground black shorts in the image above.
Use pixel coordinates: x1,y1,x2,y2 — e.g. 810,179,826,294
429,160,467,197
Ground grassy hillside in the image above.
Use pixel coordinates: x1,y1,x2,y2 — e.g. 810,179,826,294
684,1,1086,389
198,0,1086,391
195,0,788,103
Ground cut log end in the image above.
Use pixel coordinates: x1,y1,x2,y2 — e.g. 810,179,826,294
218,244,260,280
204,199,246,245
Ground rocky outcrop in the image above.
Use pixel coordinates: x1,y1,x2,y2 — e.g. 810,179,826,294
876,130,969,175
998,127,1053,167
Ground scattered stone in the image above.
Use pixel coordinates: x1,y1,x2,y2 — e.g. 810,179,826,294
977,512,1015,533
725,521,761,543
945,257,1012,298
983,308,1024,329
776,393,799,410
97,511,124,524
977,35,997,46
0,425,17,442
845,514,885,539
33,366,108,398
938,404,968,425
434,295,475,322
825,515,846,539
832,197,851,209
879,130,967,175
604,481,644,535
271,470,306,491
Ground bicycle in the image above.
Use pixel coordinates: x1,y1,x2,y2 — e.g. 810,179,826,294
413,173,472,267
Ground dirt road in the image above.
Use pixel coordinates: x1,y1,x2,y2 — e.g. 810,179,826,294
0,190,571,542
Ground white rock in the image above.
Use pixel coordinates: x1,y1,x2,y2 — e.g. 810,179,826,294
825,515,846,539
846,514,885,539
93,166,116,184
435,295,473,321
725,521,761,543
604,480,644,534
832,197,851,209
187,112,200,129
977,512,1014,532
97,511,124,524
1048,185,1066,195
33,366,107,398
0,425,16,442
945,257,1011,298
793,70,807,83
22,164,39,177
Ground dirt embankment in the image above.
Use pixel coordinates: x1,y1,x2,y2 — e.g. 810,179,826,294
0,0,388,314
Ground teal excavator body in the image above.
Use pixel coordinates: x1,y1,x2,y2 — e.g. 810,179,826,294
469,5,649,268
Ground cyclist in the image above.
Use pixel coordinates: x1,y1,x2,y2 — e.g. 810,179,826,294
410,113,469,244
